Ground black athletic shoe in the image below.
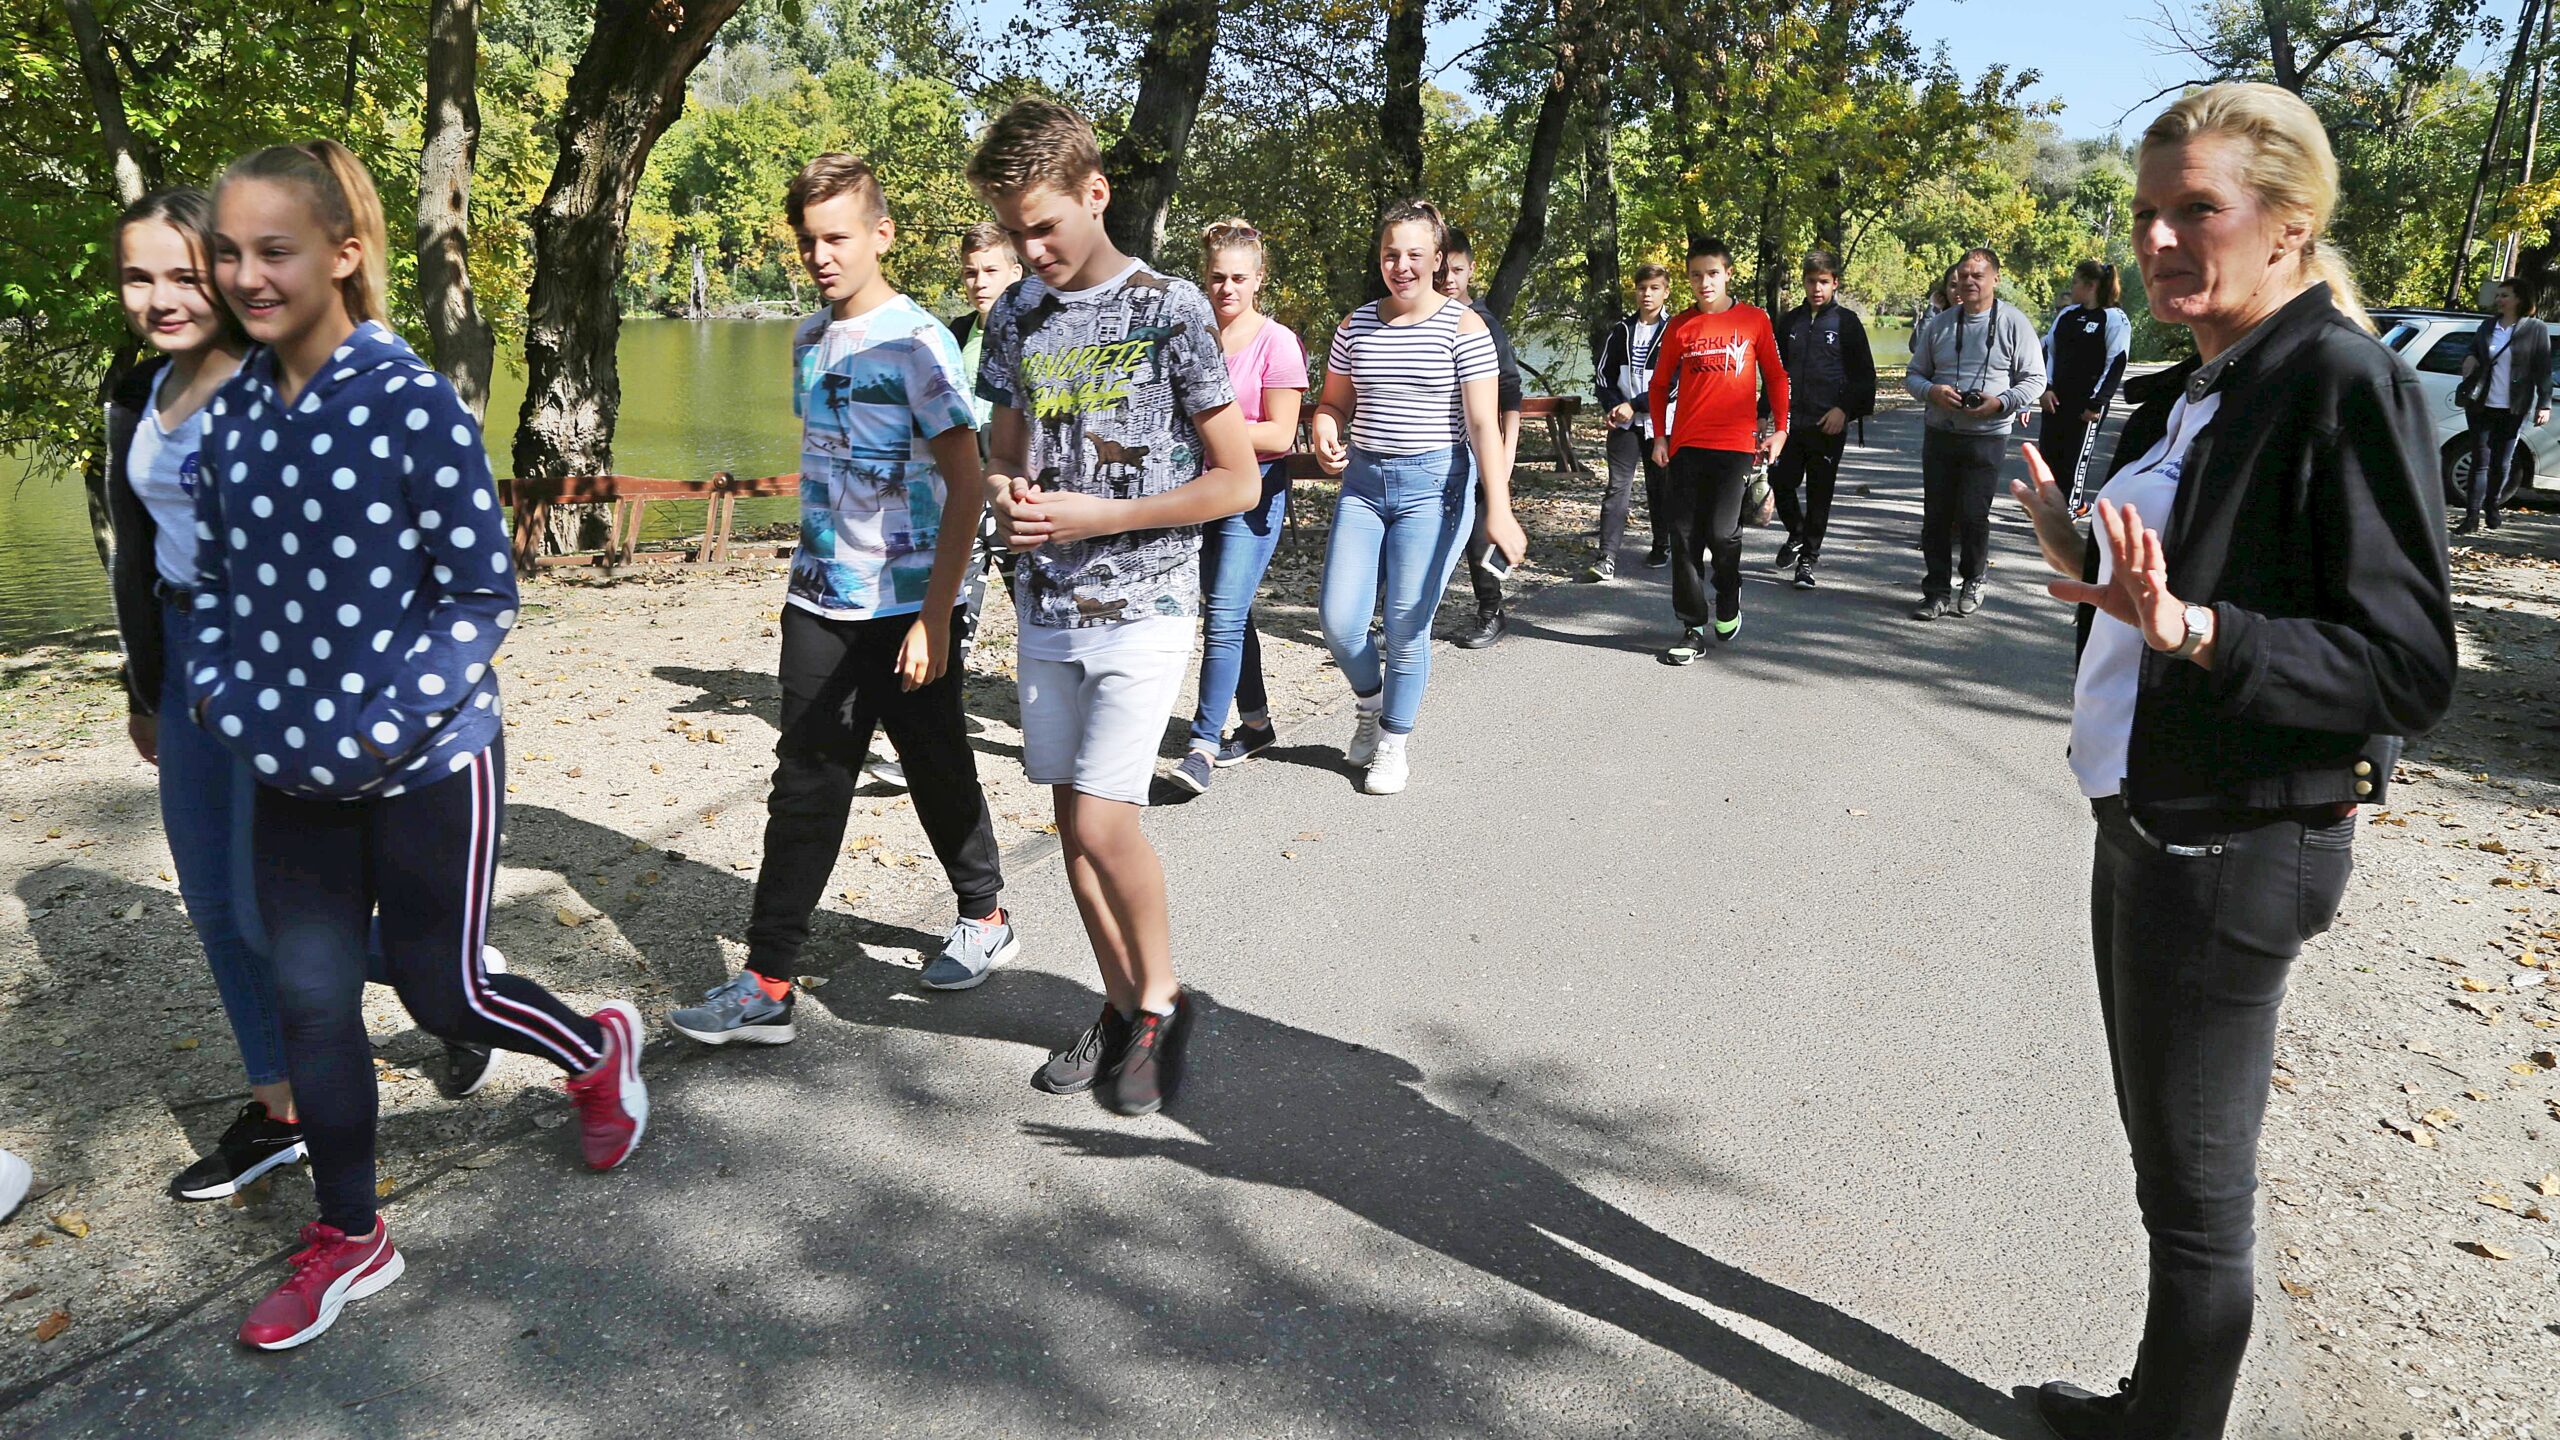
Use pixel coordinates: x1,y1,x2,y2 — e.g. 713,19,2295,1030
1912,595,1952,621
2488,510,2504,530
1957,580,1984,616
1453,608,1505,650
1644,547,1669,569
1033,1004,1134,1095
435,1042,496,1101
1660,627,1709,666
1580,556,1616,583
1776,538,1802,569
1106,992,1194,1116
2031,1378,2132,1439
169,1102,306,1202
1793,559,1817,589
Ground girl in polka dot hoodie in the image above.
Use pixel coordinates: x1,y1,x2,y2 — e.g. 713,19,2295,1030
191,141,647,1353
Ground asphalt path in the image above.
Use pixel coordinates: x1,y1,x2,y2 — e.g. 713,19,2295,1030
10,406,2312,1438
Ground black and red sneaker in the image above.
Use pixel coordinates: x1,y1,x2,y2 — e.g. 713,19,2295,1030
1105,992,1194,1116
237,1221,404,1350
1033,1003,1133,1096
565,1001,648,1170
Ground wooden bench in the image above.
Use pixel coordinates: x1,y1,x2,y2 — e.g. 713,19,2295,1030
500,472,800,572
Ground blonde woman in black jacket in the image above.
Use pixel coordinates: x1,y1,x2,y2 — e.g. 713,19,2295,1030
2010,84,2454,1440
2455,275,2551,532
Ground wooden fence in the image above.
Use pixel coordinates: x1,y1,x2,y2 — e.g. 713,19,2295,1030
500,395,1592,571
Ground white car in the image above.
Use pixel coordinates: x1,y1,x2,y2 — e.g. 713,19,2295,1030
2372,306,2553,508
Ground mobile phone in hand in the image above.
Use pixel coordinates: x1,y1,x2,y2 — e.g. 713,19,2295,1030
1478,550,1514,580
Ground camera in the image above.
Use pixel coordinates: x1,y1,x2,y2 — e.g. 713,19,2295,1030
1958,389,1987,409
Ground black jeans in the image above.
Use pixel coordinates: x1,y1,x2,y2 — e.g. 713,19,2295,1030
2039,409,2104,509
1598,426,1667,558
747,605,1003,980
2467,405,2528,525
1769,424,1847,561
2089,796,2355,1439
256,737,607,1235
1920,427,2008,599
1660,447,1752,627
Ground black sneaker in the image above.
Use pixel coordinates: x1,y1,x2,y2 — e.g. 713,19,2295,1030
1213,721,1276,767
1644,547,1669,569
1957,580,1984,616
1659,627,1708,665
1912,595,1952,620
1033,1004,1134,1095
169,1102,306,1202
1106,993,1194,1116
2455,516,2481,536
2031,1377,2133,1440
1776,538,1802,569
2488,510,2504,530
436,1042,495,1101
1580,555,1616,583
1793,559,1817,589
1453,608,1505,650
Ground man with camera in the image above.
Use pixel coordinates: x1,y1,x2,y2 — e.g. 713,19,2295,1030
1905,246,2046,619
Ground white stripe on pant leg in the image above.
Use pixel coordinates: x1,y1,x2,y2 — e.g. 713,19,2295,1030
452,748,599,1069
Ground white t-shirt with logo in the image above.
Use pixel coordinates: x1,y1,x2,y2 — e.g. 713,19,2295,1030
125,367,209,589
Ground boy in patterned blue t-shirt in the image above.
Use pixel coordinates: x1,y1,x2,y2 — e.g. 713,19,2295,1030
671,155,1019,1049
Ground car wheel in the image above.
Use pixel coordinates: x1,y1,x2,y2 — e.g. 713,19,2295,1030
2444,436,2475,509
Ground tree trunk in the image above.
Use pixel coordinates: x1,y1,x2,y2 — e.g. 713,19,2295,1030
2260,0,2303,93
513,0,748,555
417,0,495,419
1666,67,1710,249
1580,102,1622,369
1381,0,1427,196
1487,61,1574,324
2449,0,2541,306
1102,0,1218,263
61,0,150,206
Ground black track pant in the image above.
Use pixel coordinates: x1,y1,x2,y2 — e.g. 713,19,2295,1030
1660,447,1752,628
1769,425,1847,562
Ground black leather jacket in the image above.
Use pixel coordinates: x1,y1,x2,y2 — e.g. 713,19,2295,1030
104,357,173,717
2076,284,2455,810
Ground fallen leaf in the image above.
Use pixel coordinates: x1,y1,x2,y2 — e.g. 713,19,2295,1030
1294,830,1323,842
2463,1089,2491,1101
2531,1050,2558,1069
2420,1106,2459,1128
640,871,662,886
33,1311,68,1342
48,1214,86,1240
117,901,144,922
2515,1062,2547,1075
2381,1116,2437,1147
706,729,727,744
2537,1173,2560,1197
794,975,828,990
2479,838,2511,855
170,1037,197,1052
2456,1240,2515,1260
1848,808,1870,817
554,907,586,928
5,1284,35,1302
2481,1191,2518,1213
2278,1278,2313,1299
376,1177,397,1197
2460,976,2496,992
1281,849,1298,860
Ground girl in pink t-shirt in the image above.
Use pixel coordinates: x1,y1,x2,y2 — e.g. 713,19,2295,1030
1168,218,1308,795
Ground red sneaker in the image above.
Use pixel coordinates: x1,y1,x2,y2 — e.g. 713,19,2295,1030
237,1221,403,1350
566,1000,648,1170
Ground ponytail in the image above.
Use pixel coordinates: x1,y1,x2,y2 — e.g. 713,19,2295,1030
2072,258,2123,311
220,140,389,326
2299,240,2373,333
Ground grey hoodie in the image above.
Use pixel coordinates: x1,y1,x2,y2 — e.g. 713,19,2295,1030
1905,299,2047,435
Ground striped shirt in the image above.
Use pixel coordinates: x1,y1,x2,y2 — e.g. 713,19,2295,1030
1326,299,1500,455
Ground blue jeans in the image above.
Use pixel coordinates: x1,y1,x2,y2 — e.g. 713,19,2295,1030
1190,459,1290,747
1317,445,1474,736
157,597,288,1086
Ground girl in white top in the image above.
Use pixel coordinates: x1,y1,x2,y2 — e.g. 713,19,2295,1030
1310,199,1525,796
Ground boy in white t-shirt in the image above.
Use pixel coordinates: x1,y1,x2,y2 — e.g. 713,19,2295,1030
968,99,1258,1115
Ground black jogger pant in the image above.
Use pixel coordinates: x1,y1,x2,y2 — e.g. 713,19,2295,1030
2039,409,2104,510
2088,796,2354,1439
747,605,1003,981
257,737,606,1235
1769,425,1847,562
1919,427,2007,600
1660,447,1752,628
1599,426,1668,558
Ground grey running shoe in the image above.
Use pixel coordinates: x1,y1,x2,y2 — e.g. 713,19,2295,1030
1107,993,1195,1116
1167,749,1213,795
1957,580,1984,616
1347,708,1383,766
669,971,797,1045
1034,1004,1133,1095
922,912,1021,991
1912,595,1952,620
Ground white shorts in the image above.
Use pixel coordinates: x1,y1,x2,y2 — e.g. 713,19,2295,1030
1018,621,1191,806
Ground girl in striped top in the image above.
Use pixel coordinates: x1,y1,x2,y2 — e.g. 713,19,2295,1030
1310,198,1525,795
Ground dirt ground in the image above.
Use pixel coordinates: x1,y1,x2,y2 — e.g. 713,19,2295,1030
0,440,1604,1397
1,419,2554,1436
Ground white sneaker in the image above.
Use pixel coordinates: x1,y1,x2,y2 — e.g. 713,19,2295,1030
1363,743,1409,795
482,945,507,976
0,1147,30,1224
1347,709,1383,767
866,757,908,790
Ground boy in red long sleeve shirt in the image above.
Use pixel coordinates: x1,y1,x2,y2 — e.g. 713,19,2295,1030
1649,238,1788,663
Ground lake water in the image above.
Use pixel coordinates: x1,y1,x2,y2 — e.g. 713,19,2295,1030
0,312,1913,650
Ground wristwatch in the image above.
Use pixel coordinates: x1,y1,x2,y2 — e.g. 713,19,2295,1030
2170,603,2214,660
